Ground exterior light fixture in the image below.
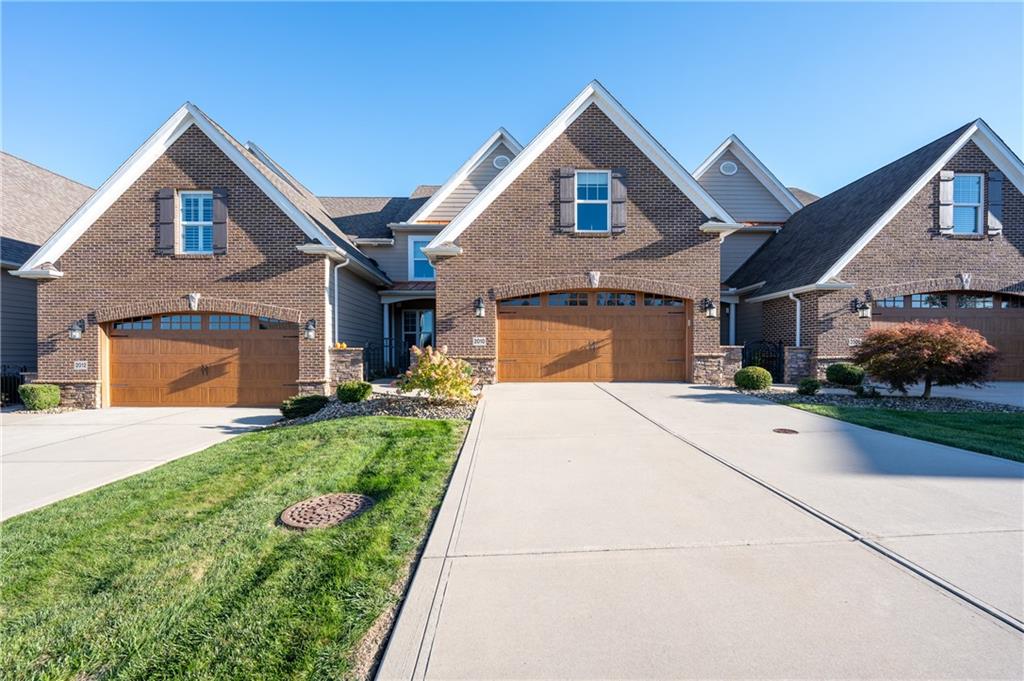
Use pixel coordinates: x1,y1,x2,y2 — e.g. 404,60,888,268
474,297,485,318
851,298,872,319
303,319,317,340
701,298,717,319
68,320,85,340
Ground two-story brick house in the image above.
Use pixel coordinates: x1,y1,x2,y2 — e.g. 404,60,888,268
14,82,1022,407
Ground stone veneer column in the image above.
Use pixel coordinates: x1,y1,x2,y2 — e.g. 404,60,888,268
783,347,813,384
329,347,365,386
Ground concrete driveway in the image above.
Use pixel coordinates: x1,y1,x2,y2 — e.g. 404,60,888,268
380,383,1023,679
1,407,279,519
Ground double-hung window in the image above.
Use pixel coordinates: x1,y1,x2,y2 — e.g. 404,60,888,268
952,174,983,234
576,171,610,232
180,191,214,253
409,237,435,280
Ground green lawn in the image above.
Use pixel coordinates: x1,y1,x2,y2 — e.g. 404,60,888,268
789,404,1024,462
0,416,467,680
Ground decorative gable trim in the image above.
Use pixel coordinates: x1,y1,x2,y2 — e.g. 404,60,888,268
425,81,735,256
405,128,523,225
693,135,803,214
816,119,1024,284
14,103,337,277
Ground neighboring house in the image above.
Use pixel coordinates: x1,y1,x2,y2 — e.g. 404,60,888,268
1,153,93,380
13,82,1023,408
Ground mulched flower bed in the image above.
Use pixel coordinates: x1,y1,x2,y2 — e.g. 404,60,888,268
756,389,1023,414
280,393,476,426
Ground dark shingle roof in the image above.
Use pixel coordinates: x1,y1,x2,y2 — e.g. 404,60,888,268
787,187,819,206
728,122,974,297
1,152,93,258
1,237,42,267
318,186,439,239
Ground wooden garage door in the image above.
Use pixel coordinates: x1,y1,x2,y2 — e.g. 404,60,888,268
497,291,691,382
109,313,300,406
871,292,1024,380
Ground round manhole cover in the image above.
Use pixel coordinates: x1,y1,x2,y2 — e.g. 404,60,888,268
773,428,799,435
280,493,375,530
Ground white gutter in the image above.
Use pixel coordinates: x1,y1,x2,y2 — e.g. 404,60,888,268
296,243,390,285
354,238,395,246
421,242,463,263
746,280,853,303
788,292,801,347
723,281,766,296
332,257,351,344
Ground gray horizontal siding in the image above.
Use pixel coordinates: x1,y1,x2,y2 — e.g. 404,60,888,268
698,150,791,223
721,231,773,280
735,300,763,345
1,269,38,371
428,143,515,222
334,267,383,348
363,233,437,282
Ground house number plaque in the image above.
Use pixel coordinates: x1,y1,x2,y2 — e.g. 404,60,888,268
472,337,487,347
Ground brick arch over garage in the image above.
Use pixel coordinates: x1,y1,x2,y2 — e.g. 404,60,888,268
867,275,1023,301
492,274,700,301
94,296,304,324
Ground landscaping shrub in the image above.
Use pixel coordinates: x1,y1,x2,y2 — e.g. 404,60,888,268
18,383,60,411
336,380,372,403
734,366,772,391
395,345,477,402
825,362,865,388
796,378,821,396
853,384,882,399
852,320,996,398
279,394,329,419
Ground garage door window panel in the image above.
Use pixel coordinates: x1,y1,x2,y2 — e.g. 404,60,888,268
113,317,153,330
644,294,684,307
597,292,636,306
958,295,993,309
548,292,588,306
209,314,251,330
499,295,541,307
911,294,948,308
160,315,202,330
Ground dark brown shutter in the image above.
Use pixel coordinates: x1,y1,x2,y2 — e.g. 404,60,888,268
212,187,228,254
987,171,1003,234
559,167,575,228
157,188,175,253
611,167,627,229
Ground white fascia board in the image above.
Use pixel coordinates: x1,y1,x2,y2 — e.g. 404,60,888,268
724,281,766,295
815,122,981,284
971,118,1024,195
296,243,391,285
9,267,64,280
427,81,735,252
405,128,524,225
16,103,336,274
699,221,746,232
694,135,803,214
746,280,854,303
354,238,395,246
16,105,194,273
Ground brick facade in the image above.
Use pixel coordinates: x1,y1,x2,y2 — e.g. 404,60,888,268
36,126,331,407
433,104,721,380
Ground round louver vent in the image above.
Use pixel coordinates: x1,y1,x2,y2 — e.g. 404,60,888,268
720,161,738,176
493,155,511,170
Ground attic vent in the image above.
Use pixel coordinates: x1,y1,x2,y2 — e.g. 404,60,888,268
493,155,511,170
720,161,738,176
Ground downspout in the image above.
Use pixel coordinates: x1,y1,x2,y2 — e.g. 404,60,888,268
332,257,351,345
787,292,801,347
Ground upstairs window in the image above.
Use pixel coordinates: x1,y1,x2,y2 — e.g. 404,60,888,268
180,191,214,253
409,237,435,280
952,175,983,234
576,171,610,232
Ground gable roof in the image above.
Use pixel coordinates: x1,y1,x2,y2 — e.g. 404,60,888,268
693,135,803,216
1,152,93,262
729,119,1024,301
787,187,819,206
404,129,522,225
15,104,389,283
426,81,736,254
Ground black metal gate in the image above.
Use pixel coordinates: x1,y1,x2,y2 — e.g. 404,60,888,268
742,341,784,382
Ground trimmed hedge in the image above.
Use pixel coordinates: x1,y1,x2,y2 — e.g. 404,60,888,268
336,380,372,404
797,378,821,396
280,394,330,419
19,384,60,411
734,366,772,391
825,362,865,387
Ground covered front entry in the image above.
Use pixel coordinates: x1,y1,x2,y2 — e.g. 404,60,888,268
497,290,691,382
871,291,1024,380
108,313,299,406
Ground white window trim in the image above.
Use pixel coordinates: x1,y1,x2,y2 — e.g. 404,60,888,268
575,169,611,233
179,190,214,254
407,235,435,281
952,173,984,235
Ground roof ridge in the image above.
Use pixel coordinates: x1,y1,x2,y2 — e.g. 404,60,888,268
0,150,93,190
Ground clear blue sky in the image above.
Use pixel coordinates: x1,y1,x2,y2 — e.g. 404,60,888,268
3,2,1022,198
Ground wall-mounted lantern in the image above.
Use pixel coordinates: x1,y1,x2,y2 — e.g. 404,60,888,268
68,320,85,340
303,319,317,340
700,298,717,319
851,299,872,319
474,297,486,318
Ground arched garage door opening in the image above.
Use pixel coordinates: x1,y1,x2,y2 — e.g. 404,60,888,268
497,290,692,382
107,312,299,406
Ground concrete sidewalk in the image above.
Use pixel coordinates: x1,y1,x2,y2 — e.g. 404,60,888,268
378,384,1022,679
1,407,279,519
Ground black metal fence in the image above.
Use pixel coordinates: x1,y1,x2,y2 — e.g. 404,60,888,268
362,342,388,380
0,366,27,405
741,341,784,382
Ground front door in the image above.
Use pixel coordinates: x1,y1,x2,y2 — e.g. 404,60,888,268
401,309,434,367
